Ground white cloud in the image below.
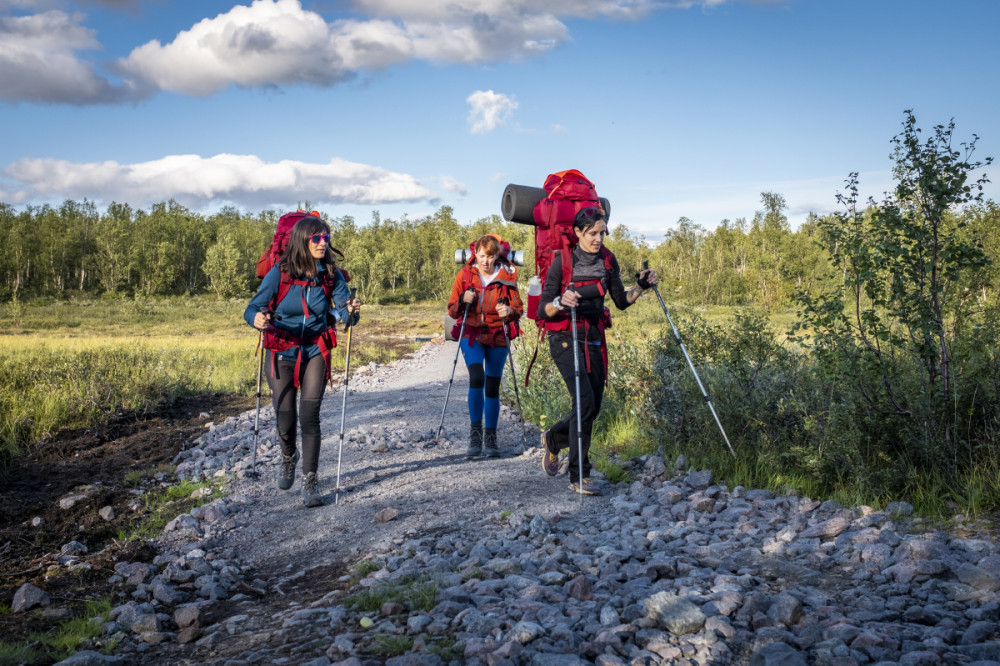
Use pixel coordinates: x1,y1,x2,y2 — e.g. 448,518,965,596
439,176,468,195
2,0,753,104
467,89,517,134
1,153,437,209
0,10,141,103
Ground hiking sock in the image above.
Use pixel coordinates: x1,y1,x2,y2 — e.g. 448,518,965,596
483,375,501,429
467,363,485,423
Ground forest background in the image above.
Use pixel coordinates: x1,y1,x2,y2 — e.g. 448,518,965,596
3,113,1000,517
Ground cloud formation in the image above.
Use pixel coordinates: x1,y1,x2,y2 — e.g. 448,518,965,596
1,153,438,209
1,0,743,103
467,90,517,134
0,10,141,104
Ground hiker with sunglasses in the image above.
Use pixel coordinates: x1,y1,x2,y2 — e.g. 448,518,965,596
537,206,657,495
447,234,524,459
244,215,361,507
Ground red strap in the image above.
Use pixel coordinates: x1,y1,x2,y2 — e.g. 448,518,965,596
523,327,546,387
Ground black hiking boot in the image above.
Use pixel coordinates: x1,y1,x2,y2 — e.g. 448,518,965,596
278,450,299,490
483,428,500,458
302,472,322,507
466,422,483,458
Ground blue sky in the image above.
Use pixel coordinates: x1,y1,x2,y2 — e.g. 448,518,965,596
1,0,997,242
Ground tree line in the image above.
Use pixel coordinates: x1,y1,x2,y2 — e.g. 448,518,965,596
4,191,997,307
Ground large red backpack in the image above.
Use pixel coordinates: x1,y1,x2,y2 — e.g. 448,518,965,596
500,169,612,384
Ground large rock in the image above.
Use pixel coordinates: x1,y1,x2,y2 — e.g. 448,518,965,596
643,591,706,635
12,583,50,612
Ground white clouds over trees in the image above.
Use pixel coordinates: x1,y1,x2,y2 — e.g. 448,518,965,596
1,154,437,209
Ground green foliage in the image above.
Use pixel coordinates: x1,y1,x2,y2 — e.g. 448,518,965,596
23,598,112,662
794,110,996,483
0,641,39,665
344,578,437,613
373,635,414,657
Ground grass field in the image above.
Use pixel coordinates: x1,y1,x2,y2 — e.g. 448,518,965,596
0,296,444,462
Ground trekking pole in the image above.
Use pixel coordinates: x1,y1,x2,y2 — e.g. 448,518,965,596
497,297,527,453
437,290,474,440
569,284,585,501
640,260,736,458
335,287,358,505
249,311,268,477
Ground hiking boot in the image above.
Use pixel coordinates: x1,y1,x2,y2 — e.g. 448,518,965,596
466,422,483,458
302,472,322,507
483,428,500,458
569,477,599,496
278,450,299,490
540,430,559,477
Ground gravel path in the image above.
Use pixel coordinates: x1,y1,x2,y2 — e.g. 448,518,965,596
220,337,600,571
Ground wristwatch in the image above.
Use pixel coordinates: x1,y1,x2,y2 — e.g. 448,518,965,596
552,296,563,310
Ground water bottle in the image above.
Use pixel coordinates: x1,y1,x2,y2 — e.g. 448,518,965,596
526,275,542,320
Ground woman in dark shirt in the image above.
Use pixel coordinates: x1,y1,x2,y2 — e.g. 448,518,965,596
536,206,657,495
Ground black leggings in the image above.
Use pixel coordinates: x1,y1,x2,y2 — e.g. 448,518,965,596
266,351,326,475
547,332,606,479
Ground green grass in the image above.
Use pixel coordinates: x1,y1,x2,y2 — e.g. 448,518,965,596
372,635,414,657
344,578,438,614
0,641,39,665
0,295,441,464
116,477,224,542
21,599,112,662
426,637,459,662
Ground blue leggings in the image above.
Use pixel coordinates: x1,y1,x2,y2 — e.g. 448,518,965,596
460,339,508,429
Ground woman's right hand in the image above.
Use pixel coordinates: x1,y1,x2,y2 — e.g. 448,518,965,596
253,311,271,331
560,288,581,309
461,288,476,304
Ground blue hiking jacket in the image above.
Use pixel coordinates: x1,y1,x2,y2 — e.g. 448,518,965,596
244,262,357,361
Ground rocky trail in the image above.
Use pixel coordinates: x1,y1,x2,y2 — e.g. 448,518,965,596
10,339,1000,666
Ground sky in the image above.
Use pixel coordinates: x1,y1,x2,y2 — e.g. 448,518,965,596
1,0,998,243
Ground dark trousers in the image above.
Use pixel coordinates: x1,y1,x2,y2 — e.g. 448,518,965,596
547,332,605,480
266,351,326,475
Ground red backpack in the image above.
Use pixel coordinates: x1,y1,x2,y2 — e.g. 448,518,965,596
501,169,612,384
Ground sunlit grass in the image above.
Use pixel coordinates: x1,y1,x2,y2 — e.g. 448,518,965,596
0,296,441,463
23,598,112,662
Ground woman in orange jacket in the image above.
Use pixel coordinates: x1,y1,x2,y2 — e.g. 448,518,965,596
447,234,524,458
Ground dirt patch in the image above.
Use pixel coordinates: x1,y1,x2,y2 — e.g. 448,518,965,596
0,393,254,663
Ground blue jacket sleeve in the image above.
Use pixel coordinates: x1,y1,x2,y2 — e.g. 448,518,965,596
244,267,280,328
330,270,360,327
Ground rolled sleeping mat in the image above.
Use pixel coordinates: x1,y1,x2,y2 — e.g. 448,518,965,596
455,249,525,265
500,183,612,224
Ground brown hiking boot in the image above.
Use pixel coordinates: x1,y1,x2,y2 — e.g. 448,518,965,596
483,428,500,458
466,423,483,458
301,472,322,507
278,450,299,490
569,477,599,496
541,430,559,477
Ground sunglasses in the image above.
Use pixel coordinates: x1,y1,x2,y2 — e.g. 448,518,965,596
310,233,331,244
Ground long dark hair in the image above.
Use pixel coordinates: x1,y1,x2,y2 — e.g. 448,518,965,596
279,215,338,279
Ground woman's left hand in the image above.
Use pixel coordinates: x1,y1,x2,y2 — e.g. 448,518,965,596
496,302,511,319
346,298,362,315
638,269,658,288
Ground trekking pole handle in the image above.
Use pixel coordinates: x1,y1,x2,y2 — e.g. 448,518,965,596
344,287,358,332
